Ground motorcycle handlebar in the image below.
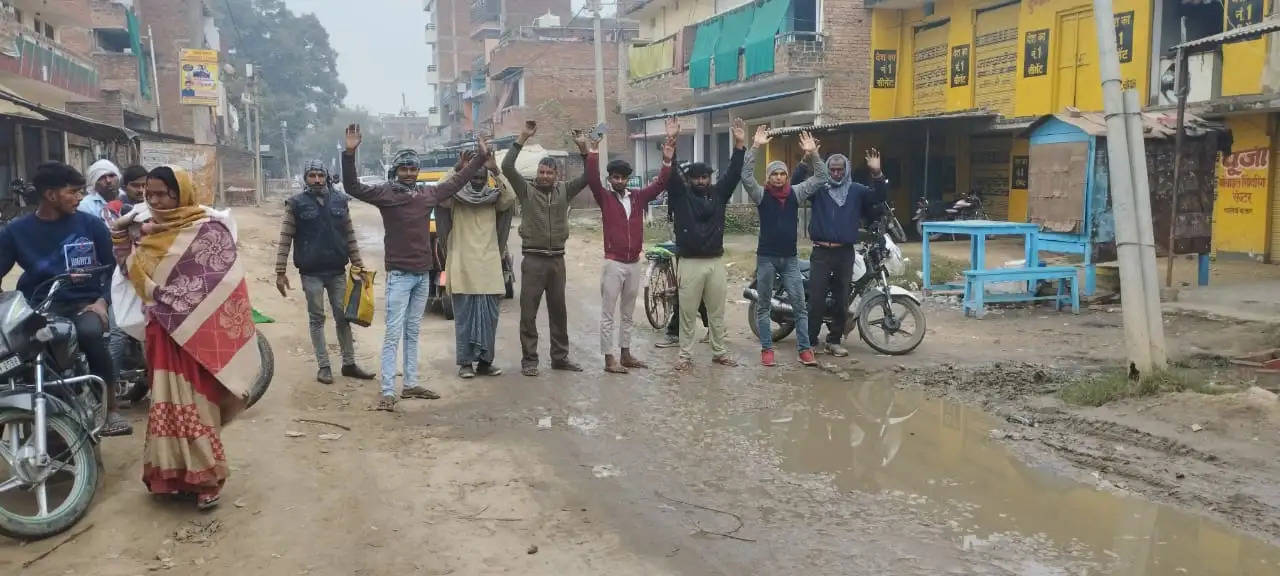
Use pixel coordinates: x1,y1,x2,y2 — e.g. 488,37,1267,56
29,265,116,311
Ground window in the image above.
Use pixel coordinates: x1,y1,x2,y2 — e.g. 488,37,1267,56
508,74,524,108
789,0,818,35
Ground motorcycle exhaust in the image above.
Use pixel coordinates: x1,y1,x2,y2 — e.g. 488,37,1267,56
742,288,795,316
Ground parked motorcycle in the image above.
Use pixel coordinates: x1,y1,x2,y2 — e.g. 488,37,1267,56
0,179,34,227
742,223,926,355
912,191,988,240
0,267,115,540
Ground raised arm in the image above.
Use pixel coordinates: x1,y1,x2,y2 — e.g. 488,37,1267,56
424,145,488,204
857,148,888,225
793,131,831,204
584,141,608,206
715,117,747,204
339,124,387,205
503,121,535,199
634,135,676,205
741,126,767,205
564,129,592,200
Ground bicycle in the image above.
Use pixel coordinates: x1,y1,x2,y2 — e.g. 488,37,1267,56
643,242,678,330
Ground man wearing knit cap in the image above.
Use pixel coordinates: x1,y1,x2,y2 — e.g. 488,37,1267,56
741,127,832,367
342,124,490,411
276,159,376,385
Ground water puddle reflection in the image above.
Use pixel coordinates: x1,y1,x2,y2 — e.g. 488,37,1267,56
738,379,1280,575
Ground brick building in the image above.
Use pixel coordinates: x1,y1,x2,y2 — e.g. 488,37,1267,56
622,0,870,181
426,0,638,162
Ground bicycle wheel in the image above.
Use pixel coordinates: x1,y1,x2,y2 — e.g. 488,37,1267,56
644,261,675,330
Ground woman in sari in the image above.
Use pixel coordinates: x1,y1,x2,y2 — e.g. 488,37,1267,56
112,166,260,510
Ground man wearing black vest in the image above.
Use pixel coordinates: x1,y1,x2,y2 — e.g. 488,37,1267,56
275,159,376,384
805,147,886,357
742,127,832,367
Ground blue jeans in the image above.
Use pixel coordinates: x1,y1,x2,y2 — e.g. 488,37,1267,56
381,270,431,397
755,255,810,351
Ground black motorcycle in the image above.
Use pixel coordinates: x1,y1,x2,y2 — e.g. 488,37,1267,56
742,223,926,356
912,191,988,240
0,267,116,540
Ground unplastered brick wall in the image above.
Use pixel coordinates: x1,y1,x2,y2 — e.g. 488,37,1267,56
819,0,872,123
622,69,691,116
136,0,203,139
90,0,128,29
487,40,632,163
96,52,141,94
67,91,125,126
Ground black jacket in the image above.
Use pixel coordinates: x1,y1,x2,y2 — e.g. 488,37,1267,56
667,148,745,258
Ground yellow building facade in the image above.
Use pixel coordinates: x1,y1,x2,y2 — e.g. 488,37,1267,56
866,0,1279,258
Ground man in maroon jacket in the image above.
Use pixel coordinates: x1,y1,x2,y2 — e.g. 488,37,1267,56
585,119,677,374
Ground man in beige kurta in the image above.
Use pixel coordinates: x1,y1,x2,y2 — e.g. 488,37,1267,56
445,151,516,378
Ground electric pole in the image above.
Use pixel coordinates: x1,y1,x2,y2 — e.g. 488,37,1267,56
281,120,292,183
591,0,608,172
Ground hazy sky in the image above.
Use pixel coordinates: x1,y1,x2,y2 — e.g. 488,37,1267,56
284,0,593,115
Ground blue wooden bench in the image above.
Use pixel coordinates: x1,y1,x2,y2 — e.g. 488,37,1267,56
962,266,1080,318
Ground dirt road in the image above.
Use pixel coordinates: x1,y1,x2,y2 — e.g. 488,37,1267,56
3,203,1279,575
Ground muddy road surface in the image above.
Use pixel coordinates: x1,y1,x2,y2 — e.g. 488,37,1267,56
2,204,1279,575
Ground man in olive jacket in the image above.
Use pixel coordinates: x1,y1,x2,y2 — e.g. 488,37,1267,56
503,120,591,377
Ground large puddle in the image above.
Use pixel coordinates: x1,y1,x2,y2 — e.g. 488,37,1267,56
734,379,1280,575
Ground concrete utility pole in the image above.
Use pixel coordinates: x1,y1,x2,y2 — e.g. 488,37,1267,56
281,121,292,183
591,0,608,172
1092,0,1165,376
148,26,163,133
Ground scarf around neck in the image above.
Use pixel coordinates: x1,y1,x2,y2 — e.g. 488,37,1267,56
825,154,854,207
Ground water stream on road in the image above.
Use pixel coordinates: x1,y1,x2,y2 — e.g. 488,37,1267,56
728,378,1280,576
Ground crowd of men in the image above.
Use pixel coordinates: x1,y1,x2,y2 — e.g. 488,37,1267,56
270,119,884,412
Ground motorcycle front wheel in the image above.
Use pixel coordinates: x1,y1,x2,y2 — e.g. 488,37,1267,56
0,409,99,541
856,293,926,355
746,301,796,343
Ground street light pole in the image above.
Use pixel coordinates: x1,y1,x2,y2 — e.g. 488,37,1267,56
591,0,608,171
281,121,292,183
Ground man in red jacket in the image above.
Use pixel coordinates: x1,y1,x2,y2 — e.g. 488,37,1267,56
585,119,677,374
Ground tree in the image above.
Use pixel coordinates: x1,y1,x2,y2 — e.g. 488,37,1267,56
293,107,390,176
212,0,347,161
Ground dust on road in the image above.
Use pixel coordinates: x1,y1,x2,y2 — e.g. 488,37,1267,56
2,203,1279,576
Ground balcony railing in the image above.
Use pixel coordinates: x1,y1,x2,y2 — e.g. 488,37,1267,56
0,12,99,98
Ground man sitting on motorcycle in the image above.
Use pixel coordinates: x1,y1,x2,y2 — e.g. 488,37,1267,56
0,162,132,436
804,148,887,357
741,127,831,367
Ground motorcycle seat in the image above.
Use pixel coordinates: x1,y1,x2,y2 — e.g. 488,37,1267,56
945,208,959,214
656,241,677,252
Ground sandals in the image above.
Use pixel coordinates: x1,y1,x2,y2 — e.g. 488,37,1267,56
620,357,648,370
196,493,221,511
713,355,740,367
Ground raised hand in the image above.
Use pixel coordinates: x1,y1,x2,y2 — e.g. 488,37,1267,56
865,148,882,175
799,131,818,155
572,129,589,152
731,117,747,148
587,134,600,154
477,136,491,159
344,124,362,152
520,120,537,143
662,136,676,162
459,149,476,168
752,125,771,149
485,142,500,173
664,116,680,139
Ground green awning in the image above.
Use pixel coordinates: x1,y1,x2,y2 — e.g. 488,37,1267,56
744,0,792,78
688,18,722,90
714,4,756,85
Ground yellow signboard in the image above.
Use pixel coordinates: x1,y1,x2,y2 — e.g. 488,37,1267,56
179,49,220,106
973,4,1018,116
912,22,949,115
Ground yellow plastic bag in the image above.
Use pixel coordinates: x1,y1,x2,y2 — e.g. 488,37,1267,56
343,266,376,328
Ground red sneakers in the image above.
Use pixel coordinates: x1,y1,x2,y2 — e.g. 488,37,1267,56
761,349,777,367
798,349,817,366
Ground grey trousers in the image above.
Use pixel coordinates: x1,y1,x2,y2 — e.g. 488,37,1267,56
302,273,356,369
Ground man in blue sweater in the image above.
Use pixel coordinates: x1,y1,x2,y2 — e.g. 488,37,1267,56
0,162,131,436
806,148,886,357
